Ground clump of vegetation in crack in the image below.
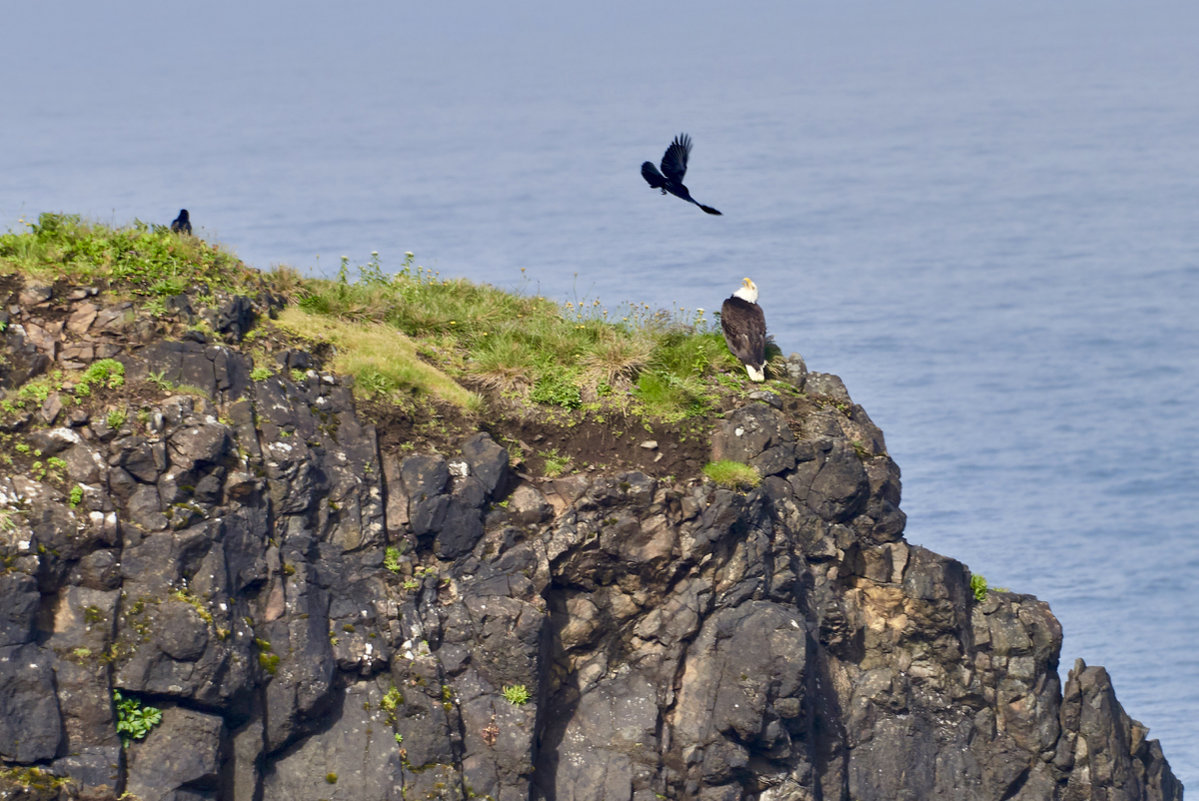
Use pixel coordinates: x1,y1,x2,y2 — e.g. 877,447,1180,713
384,546,403,573
1,362,125,421
0,767,69,793
700,460,757,491
75,358,124,397
502,684,531,705
703,460,761,490
113,690,162,746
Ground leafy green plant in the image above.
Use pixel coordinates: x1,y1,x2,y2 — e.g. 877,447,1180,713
502,684,530,705
17,377,55,405
146,369,173,391
540,448,570,478
703,460,761,490
970,573,988,602
250,366,271,382
74,359,125,397
530,369,582,409
69,485,84,507
113,690,162,746
384,546,402,573
106,408,128,429
382,685,403,726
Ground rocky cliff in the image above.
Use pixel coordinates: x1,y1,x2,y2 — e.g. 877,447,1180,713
0,273,1182,801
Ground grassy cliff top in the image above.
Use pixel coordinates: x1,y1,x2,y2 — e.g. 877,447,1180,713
1,213,799,478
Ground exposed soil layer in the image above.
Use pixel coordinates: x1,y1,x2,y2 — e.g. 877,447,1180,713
364,397,716,482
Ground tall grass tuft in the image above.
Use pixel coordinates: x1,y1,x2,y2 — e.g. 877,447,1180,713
275,308,480,411
703,460,762,490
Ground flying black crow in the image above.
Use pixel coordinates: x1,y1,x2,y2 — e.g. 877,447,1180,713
170,209,192,235
641,133,722,215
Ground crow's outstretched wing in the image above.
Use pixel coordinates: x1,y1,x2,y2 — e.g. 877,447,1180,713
659,133,692,183
641,161,666,189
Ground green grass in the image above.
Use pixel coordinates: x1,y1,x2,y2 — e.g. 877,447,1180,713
275,307,481,411
703,460,761,490
539,448,571,478
0,362,128,421
0,212,251,303
283,251,749,420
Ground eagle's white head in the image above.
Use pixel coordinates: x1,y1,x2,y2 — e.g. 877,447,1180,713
733,276,759,304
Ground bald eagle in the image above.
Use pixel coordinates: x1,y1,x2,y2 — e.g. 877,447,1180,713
721,277,767,382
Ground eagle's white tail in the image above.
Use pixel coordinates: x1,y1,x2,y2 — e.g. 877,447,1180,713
745,364,766,382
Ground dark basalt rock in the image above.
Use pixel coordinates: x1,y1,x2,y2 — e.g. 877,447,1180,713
124,706,224,801
400,453,450,503
711,403,797,477
204,294,256,342
0,279,1182,801
0,573,39,647
460,432,512,498
0,644,64,764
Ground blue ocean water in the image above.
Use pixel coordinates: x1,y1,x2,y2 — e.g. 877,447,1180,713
4,0,1196,787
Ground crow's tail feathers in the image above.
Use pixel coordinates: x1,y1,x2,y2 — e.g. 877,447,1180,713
698,203,722,215
641,161,666,189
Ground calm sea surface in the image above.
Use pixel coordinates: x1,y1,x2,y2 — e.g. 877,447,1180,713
4,0,1197,786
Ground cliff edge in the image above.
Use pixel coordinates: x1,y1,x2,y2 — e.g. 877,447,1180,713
0,236,1182,800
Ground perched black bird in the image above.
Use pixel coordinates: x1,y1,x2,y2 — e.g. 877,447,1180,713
170,209,192,235
641,133,722,215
